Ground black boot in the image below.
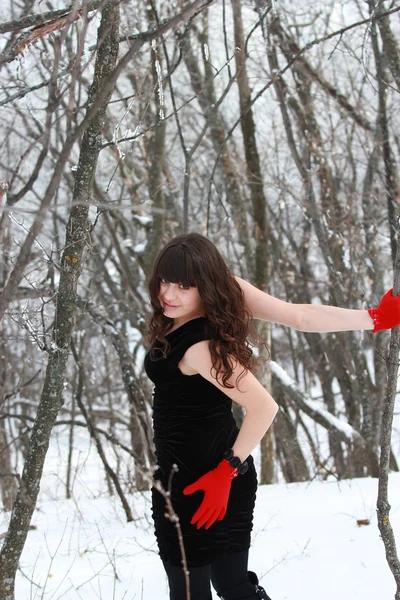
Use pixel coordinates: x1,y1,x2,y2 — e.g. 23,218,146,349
248,572,272,600
217,571,272,600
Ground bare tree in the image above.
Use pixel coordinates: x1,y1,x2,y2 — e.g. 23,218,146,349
0,1,400,594
0,2,121,596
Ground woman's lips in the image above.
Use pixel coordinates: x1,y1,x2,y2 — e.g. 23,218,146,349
163,301,179,309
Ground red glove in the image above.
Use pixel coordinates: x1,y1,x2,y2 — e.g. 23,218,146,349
368,289,400,333
183,459,238,530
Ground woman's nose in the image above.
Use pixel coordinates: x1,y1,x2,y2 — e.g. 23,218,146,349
164,284,176,299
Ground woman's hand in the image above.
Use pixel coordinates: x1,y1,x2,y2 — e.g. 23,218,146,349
183,459,238,530
368,289,400,332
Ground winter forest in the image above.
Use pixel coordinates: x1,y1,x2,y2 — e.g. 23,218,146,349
1,0,400,599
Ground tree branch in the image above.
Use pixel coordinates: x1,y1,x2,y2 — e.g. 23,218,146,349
0,0,103,35
270,360,379,475
0,0,215,325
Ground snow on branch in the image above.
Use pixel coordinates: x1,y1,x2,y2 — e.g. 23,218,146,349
270,360,364,447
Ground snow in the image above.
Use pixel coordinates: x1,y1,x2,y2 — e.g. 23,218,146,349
132,215,152,226
133,242,146,254
3,447,399,599
270,360,359,442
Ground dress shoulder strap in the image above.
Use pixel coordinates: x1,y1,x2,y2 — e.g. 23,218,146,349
167,317,211,369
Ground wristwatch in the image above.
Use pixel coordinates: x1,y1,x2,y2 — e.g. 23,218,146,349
223,448,249,474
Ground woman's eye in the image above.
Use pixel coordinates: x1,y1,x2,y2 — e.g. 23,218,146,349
159,278,189,289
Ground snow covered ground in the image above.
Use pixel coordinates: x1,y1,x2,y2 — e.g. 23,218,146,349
3,465,399,600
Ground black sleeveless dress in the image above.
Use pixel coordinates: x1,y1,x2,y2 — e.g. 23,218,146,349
144,317,257,568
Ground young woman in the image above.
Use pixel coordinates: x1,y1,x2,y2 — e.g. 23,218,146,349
144,232,400,600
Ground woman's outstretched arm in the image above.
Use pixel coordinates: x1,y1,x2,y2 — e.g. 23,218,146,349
235,276,376,333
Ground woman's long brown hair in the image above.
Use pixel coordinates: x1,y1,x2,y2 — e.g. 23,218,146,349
146,233,267,388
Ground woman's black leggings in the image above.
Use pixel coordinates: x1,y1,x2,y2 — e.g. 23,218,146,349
163,549,261,600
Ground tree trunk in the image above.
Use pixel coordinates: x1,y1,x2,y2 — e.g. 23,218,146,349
231,0,272,482
0,421,16,512
0,332,17,511
142,6,167,269
372,5,400,595
181,30,253,274
377,251,400,599
274,398,310,483
0,4,120,597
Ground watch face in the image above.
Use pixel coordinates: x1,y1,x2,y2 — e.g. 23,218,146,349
230,456,241,468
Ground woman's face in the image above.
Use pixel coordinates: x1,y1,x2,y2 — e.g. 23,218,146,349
158,279,205,324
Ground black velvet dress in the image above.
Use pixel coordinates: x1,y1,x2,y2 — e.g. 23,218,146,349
144,317,257,568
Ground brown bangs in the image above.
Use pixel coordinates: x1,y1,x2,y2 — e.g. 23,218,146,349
156,245,197,288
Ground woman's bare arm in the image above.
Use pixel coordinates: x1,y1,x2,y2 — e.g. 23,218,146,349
182,340,279,463
235,276,373,333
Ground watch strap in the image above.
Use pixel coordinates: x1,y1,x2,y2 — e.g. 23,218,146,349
223,448,248,475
